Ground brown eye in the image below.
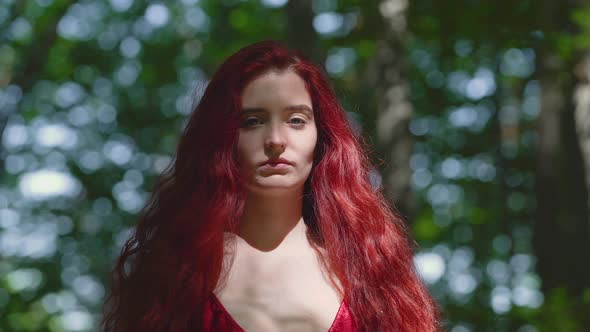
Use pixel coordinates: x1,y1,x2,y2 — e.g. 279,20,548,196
243,117,262,126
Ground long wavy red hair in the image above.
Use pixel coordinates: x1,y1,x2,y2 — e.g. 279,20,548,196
100,40,440,331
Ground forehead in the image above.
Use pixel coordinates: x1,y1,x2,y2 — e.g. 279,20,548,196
240,70,312,108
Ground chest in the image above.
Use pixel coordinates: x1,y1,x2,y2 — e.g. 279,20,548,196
213,244,343,332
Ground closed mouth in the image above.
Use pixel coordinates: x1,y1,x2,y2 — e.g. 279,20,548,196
261,158,293,166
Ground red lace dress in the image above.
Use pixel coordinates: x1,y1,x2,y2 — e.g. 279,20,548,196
202,293,358,331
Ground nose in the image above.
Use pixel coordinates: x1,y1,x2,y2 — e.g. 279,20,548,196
264,122,286,153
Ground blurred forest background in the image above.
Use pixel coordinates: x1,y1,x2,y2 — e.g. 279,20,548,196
1,0,590,331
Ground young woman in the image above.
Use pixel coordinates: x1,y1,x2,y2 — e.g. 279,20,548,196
101,40,440,331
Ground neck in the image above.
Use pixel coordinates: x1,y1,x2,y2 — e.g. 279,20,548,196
237,189,308,251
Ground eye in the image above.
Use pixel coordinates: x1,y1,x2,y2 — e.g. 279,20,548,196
243,117,262,127
289,117,306,126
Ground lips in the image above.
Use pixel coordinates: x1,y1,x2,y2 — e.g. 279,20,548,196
260,158,293,166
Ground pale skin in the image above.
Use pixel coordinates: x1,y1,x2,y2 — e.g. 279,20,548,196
213,70,344,331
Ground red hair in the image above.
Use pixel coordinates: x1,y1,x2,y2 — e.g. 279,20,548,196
101,40,440,331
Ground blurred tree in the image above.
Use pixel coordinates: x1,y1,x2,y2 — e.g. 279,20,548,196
1,0,589,331
0,0,73,178
368,0,416,221
286,0,323,63
533,1,590,328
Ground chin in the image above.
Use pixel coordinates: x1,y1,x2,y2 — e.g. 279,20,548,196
247,180,304,195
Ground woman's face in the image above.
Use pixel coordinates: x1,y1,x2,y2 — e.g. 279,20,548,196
236,70,318,195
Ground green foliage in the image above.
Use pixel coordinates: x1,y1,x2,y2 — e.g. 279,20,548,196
571,4,590,50
534,288,580,332
0,0,588,331
413,209,441,242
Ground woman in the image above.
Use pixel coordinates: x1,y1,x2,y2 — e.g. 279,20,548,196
101,40,440,331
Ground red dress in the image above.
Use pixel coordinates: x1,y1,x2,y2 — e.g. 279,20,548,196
202,293,358,331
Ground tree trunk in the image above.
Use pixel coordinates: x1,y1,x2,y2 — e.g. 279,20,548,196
572,53,590,290
534,49,589,295
367,0,415,221
285,0,323,65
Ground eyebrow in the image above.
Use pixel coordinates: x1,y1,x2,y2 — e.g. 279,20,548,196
241,105,313,116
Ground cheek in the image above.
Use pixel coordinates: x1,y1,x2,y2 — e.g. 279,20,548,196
305,129,318,159
236,134,252,165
